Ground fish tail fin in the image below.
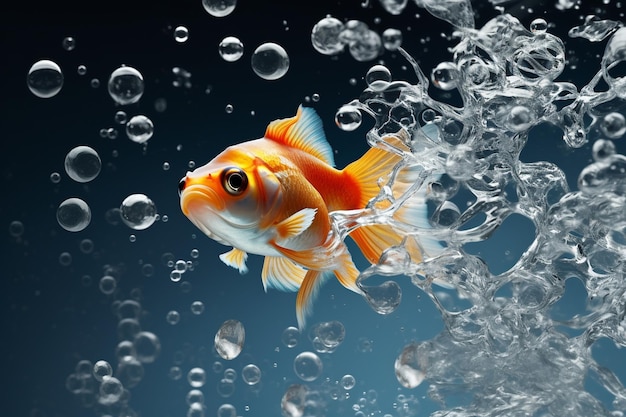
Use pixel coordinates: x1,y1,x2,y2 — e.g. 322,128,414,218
295,269,326,330
346,130,443,264
343,134,406,208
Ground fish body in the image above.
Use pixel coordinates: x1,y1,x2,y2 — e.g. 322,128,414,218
179,105,437,328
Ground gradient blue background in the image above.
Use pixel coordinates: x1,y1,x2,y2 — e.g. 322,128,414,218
2,1,625,416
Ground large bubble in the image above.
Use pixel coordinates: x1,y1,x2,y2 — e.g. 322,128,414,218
27,59,63,98
202,0,236,17
56,198,91,232
251,43,290,80
64,146,101,183
120,194,157,230
214,319,245,360
107,66,144,105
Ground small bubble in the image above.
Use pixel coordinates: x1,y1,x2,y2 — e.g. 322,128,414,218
202,0,237,17
134,331,161,363
281,326,299,348
341,374,356,390
79,239,94,254
166,310,181,325
242,364,261,385
225,104,234,114
312,93,320,102
530,18,548,34
99,376,124,405
188,367,207,388
174,26,189,43
108,66,144,105
62,36,76,51
251,43,290,80
93,360,113,381
129,234,136,242
219,36,244,62
600,112,626,139
114,110,128,124
431,62,458,91
169,366,183,380
90,78,100,88
58,251,72,266
106,127,118,139
335,105,362,131
217,378,236,397
592,139,616,161
141,263,154,277
170,270,182,282
50,172,61,184
126,115,154,144
382,28,403,51
311,16,346,55
217,403,237,417
162,162,170,170
191,301,205,315
190,248,200,258
120,194,157,230
27,60,63,98
64,145,101,183
77,64,87,75
99,275,117,295
186,389,205,406
8,221,24,237
57,198,91,232
155,98,167,112
293,351,323,382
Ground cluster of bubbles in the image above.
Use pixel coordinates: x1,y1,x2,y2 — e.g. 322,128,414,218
311,16,403,62
65,298,161,415
309,2,626,416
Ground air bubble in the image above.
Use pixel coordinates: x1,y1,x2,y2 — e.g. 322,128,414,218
219,36,244,62
27,60,63,98
64,146,101,183
126,115,154,144
202,0,236,17
214,319,245,360
57,198,91,232
293,351,323,382
174,26,189,43
335,105,362,131
107,66,144,105
251,43,290,80
382,28,403,51
120,194,157,230
311,16,346,55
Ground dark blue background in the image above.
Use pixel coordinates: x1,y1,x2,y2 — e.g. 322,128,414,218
2,1,625,417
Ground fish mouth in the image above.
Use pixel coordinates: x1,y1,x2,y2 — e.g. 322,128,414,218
180,184,226,216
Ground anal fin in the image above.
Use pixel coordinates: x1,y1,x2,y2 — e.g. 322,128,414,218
219,248,248,274
261,256,307,292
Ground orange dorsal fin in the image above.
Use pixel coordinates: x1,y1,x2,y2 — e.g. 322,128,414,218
264,105,335,166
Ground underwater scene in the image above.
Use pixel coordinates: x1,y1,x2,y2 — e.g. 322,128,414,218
4,0,626,416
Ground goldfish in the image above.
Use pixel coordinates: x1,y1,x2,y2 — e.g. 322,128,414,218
179,105,440,328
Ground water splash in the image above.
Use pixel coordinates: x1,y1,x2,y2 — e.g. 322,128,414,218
325,7,626,417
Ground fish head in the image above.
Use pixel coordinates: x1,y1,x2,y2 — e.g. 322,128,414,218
179,147,283,244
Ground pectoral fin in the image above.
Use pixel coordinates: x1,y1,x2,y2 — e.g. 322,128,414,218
219,248,248,274
276,208,317,240
261,256,307,292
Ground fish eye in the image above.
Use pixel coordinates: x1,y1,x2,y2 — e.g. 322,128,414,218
221,167,248,196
